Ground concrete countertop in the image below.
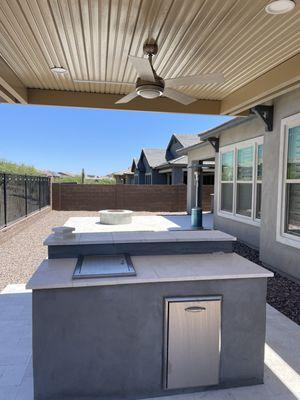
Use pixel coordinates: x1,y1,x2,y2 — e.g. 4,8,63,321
26,253,273,290
44,229,236,246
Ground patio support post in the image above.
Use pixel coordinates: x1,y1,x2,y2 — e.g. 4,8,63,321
197,160,203,210
191,161,203,229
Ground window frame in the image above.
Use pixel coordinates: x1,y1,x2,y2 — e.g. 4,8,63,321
219,149,234,213
276,113,300,248
255,144,263,220
145,172,152,185
217,136,264,226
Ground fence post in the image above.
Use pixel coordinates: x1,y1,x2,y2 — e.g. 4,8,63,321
38,177,41,210
24,175,28,217
3,173,7,227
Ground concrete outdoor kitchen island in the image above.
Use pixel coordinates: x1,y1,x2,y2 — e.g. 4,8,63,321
27,217,273,400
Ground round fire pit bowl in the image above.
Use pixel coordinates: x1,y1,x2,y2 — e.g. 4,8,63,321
99,209,133,225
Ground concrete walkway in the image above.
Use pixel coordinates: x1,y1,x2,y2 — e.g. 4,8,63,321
0,284,299,400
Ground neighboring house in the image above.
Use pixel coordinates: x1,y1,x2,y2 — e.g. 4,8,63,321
131,158,139,184
134,134,214,185
116,134,214,185
41,170,60,178
182,87,300,282
156,155,189,185
57,171,74,177
155,134,201,184
113,167,134,184
136,149,167,185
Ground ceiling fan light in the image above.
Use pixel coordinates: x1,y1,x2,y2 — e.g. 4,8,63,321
265,0,295,14
50,66,68,74
136,85,163,99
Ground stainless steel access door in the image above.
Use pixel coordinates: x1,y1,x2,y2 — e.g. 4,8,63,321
165,296,221,390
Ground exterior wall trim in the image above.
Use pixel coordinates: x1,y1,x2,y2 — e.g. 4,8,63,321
276,112,300,249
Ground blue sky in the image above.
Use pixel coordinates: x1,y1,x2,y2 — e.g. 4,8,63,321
0,104,231,176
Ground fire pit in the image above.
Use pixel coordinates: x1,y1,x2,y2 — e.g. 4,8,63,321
99,209,133,225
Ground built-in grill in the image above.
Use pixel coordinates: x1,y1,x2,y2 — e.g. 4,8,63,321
73,254,136,279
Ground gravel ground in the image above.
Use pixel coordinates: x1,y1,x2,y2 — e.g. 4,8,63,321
0,211,97,291
234,242,300,326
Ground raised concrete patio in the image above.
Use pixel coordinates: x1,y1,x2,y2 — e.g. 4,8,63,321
64,212,214,233
0,284,299,400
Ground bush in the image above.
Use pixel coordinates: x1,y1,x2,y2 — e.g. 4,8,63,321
0,159,45,176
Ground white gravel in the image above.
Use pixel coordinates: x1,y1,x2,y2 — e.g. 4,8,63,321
0,211,97,291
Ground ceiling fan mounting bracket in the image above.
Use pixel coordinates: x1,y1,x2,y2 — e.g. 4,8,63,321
136,77,164,89
143,42,158,56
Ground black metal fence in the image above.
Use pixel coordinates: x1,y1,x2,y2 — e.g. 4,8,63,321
0,173,51,228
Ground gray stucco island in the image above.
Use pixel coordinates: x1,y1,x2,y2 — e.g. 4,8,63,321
27,235,273,400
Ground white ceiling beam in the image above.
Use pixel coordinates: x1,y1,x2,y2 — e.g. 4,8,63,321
221,53,300,115
28,89,221,115
0,56,27,104
0,85,16,103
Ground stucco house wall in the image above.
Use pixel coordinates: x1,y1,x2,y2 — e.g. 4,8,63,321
186,117,265,248
185,88,300,281
214,117,265,249
260,88,300,281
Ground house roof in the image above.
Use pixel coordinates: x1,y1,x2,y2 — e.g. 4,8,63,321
178,115,259,155
113,167,133,176
176,140,206,155
131,157,138,172
141,148,167,168
198,116,257,140
174,134,201,148
156,155,188,169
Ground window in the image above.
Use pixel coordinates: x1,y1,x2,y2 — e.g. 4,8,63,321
218,137,263,224
203,174,214,185
183,171,187,185
277,114,300,247
220,151,234,212
236,146,253,217
167,173,172,185
256,144,263,219
145,174,152,185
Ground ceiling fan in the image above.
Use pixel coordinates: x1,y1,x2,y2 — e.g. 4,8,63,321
73,41,225,105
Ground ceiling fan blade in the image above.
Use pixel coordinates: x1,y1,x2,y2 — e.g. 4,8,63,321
115,91,138,104
163,88,197,105
128,56,155,82
164,72,224,87
73,79,135,86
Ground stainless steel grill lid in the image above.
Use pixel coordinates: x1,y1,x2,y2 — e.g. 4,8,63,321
73,254,136,279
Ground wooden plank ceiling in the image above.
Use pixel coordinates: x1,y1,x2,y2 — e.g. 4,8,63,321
0,0,299,113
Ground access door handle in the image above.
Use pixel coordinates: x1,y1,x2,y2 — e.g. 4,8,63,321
185,306,206,312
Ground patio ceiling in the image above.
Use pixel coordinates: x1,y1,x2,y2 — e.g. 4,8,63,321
0,0,299,115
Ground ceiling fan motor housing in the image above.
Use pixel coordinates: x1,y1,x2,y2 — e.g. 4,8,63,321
136,78,164,99
143,42,158,56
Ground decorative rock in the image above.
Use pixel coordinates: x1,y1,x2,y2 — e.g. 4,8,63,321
99,209,133,225
52,226,75,238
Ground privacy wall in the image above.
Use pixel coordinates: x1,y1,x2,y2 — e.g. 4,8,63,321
52,184,213,213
